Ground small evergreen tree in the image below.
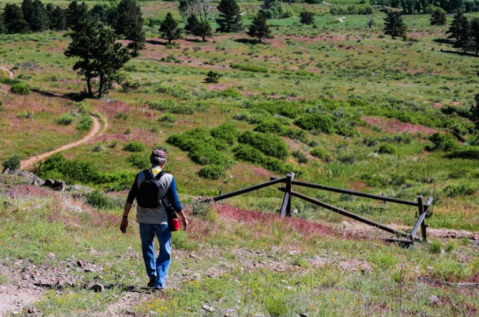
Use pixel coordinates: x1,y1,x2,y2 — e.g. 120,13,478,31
456,15,470,52
115,0,145,57
430,8,446,26
193,20,212,41
4,4,30,34
66,1,89,30
64,20,131,98
470,18,479,56
185,14,199,34
447,11,464,43
261,0,283,19
299,11,315,25
21,0,35,28
247,12,273,43
159,12,182,44
0,13,6,34
383,11,407,39
50,6,66,31
205,71,221,83
216,0,243,33
30,0,49,32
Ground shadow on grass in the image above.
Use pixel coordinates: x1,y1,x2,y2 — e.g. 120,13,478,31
432,38,455,45
31,89,89,101
184,38,207,43
146,39,169,46
234,38,261,45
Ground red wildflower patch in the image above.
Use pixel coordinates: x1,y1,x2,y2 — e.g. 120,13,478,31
9,185,51,199
363,116,437,135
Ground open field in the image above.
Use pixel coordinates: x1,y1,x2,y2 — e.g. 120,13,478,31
1,2,479,316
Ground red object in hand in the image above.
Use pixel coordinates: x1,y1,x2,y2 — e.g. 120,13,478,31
170,218,180,231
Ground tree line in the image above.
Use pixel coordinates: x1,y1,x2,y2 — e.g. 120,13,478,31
371,0,477,14
446,12,479,55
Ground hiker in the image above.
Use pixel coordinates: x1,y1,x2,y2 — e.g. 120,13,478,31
120,149,188,291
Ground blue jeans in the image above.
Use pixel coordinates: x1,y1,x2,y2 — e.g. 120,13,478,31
139,223,171,289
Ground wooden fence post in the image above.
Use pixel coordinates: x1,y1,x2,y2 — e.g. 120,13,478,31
280,173,294,218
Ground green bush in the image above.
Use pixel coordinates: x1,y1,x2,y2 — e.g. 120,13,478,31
76,115,92,131
238,131,289,159
255,102,301,119
205,71,221,83
426,133,459,152
443,183,478,197
85,190,123,210
295,114,336,133
199,165,226,179
124,141,146,152
17,111,33,119
54,113,75,125
2,154,20,171
127,153,150,169
310,148,331,161
230,63,268,73
254,119,285,134
158,113,177,123
10,83,30,95
377,143,397,154
233,144,300,175
218,88,243,98
292,150,308,164
211,123,240,145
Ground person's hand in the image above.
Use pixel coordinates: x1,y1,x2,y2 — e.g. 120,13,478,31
182,217,189,231
120,218,128,233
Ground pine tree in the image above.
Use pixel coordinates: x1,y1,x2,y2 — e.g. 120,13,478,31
21,0,35,28
456,15,470,52
30,0,49,32
159,12,182,45
185,14,199,34
430,8,446,26
261,0,283,19
115,0,145,57
66,1,89,30
383,11,407,39
0,14,6,34
89,4,109,24
447,11,463,43
299,11,315,25
4,4,30,34
470,18,479,56
50,6,66,31
64,20,131,98
193,20,212,42
216,0,242,33
247,12,272,43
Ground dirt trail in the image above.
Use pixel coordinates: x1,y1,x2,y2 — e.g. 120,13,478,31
20,116,102,170
0,67,14,79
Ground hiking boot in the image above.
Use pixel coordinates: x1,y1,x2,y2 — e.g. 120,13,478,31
147,277,156,288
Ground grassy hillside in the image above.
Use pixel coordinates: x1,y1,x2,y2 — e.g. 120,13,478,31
0,174,478,316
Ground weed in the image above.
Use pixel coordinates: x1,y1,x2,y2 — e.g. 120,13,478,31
429,240,442,254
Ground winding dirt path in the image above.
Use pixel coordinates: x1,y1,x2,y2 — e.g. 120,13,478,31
0,67,14,79
20,115,102,170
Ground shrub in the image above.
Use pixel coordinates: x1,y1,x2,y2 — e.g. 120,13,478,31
233,144,300,175
205,71,221,83
310,148,331,161
127,153,150,169
2,154,20,171
84,190,123,210
426,133,459,152
17,111,33,119
199,165,226,179
76,115,92,131
158,113,177,123
443,183,478,197
377,143,396,154
429,240,442,254
255,102,301,119
218,88,243,98
211,123,240,145
124,141,146,152
54,113,75,125
10,83,30,95
292,150,308,164
230,63,268,73
263,296,288,317
254,119,285,134
295,114,336,133
238,131,289,159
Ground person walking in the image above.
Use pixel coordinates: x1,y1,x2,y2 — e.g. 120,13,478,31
120,149,188,291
